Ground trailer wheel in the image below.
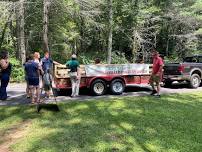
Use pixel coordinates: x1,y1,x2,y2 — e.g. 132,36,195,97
91,79,107,96
52,88,60,97
189,74,201,89
110,79,125,95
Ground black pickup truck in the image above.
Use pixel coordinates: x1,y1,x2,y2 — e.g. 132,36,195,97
163,55,202,88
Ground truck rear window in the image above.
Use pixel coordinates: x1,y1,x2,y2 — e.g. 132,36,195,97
184,57,198,63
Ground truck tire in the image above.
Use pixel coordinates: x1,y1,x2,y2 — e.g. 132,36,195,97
110,79,125,95
189,74,201,89
90,79,107,96
164,81,172,88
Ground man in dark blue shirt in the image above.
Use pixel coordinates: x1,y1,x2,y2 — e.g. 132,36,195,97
25,61,39,80
41,52,53,97
25,55,41,104
41,52,53,73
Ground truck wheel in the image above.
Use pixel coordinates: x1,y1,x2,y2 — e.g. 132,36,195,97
110,79,125,95
164,81,172,88
189,74,201,89
91,79,107,96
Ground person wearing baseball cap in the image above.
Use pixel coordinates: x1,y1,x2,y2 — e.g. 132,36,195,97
149,48,164,97
66,54,81,97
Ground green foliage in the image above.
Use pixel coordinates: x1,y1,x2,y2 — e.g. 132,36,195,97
79,51,106,64
111,51,129,64
79,51,128,64
164,56,181,63
9,58,24,82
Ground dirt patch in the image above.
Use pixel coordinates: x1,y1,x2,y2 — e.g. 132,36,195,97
0,120,32,152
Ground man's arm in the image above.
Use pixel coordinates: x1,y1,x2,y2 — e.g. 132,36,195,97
77,67,81,79
36,63,44,75
156,59,164,76
65,61,70,68
157,65,163,75
76,61,81,78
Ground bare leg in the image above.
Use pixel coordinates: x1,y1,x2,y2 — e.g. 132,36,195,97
45,90,51,97
149,76,156,91
26,86,29,97
73,78,77,96
30,86,35,103
75,78,80,96
70,77,74,96
157,83,160,95
26,81,31,98
35,87,40,103
150,81,155,91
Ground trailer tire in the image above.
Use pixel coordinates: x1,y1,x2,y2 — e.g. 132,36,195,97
90,79,107,96
110,79,125,95
189,74,201,89
52,88,60,97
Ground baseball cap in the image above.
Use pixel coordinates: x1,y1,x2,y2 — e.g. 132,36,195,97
72,54,77,59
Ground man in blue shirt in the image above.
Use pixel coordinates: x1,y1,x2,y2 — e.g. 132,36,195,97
41,52,53,97
41,52,53,73
25,55,42,103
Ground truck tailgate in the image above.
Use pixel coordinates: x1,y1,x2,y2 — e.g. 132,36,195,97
164,63,181,75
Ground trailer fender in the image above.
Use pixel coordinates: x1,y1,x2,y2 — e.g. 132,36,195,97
87,77,108,88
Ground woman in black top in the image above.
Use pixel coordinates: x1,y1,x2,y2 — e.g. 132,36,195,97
0,50,11,100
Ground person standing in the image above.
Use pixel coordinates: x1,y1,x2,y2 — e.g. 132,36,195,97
0,50,11,100
66,54,81,97
41,51,53,73
42,69,53,98
34,52,41,64
149,49,164,97
25,55,43,104
33,52,43,90
41,52,53,97
24,56,32,98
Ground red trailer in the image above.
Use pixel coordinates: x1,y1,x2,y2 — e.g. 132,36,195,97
53,62,151,96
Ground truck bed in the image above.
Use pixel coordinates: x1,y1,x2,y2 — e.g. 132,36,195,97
164,63,182,75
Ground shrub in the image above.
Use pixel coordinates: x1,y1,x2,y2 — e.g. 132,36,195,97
9,58,24,82
111,51,129,64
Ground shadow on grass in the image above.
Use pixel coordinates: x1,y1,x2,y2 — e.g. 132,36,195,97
1,93,202,152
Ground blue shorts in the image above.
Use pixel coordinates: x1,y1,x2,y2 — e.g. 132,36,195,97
28,77,39,86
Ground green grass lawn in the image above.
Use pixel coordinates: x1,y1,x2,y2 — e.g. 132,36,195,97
1,93,202,152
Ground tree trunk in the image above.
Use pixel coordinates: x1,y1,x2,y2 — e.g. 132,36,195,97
166,38,169,56
0,15,10,49
132,29,139,62
19,0,26,64
43,0,50,53
16,9,20,59
107,0,113,64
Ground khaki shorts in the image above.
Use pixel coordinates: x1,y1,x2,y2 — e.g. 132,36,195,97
149,75,161,85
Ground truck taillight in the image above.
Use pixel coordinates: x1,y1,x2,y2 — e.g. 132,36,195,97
178,65,185,73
